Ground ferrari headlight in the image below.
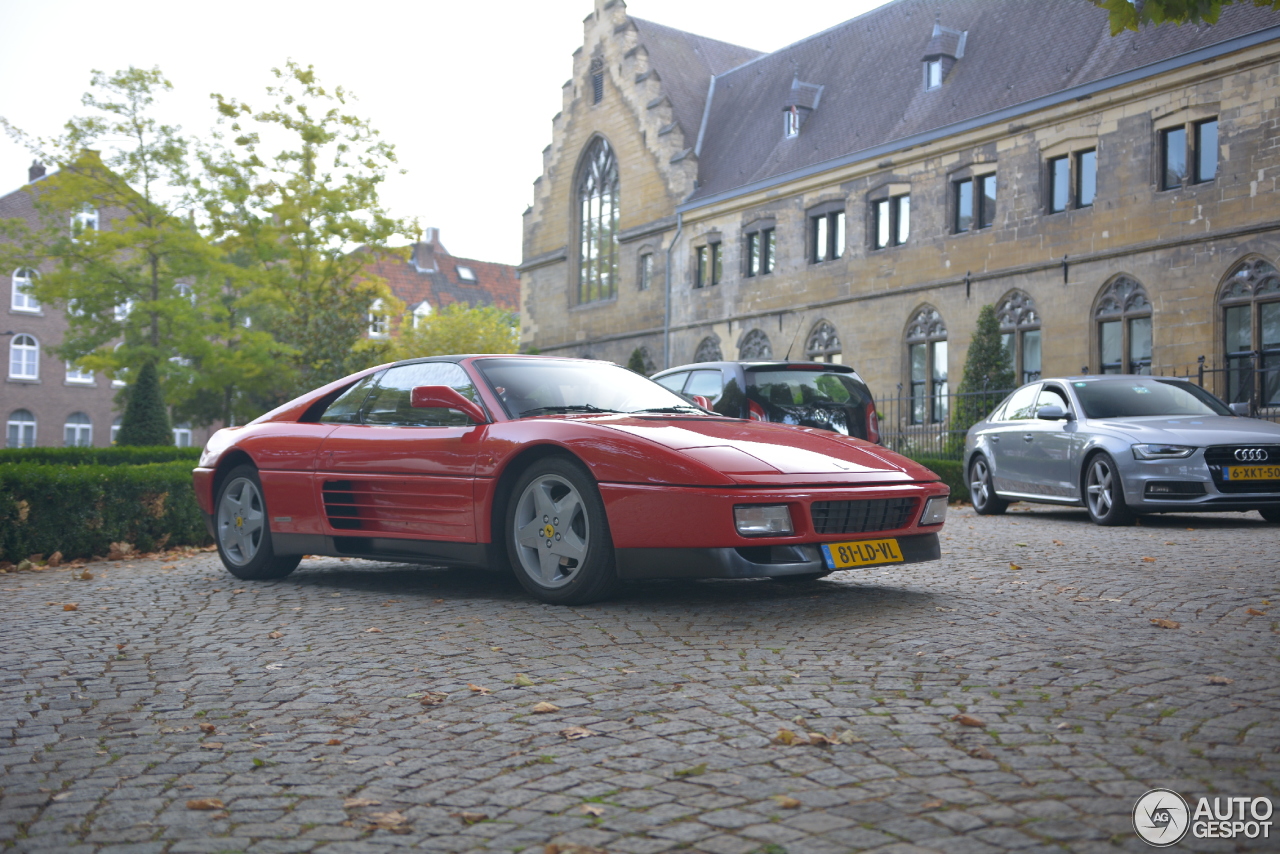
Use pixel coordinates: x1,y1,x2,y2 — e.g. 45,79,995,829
919,496,948,526
1132,443,1195,460
734,504,793,536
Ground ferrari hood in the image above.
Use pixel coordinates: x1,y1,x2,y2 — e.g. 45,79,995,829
596,417,936,484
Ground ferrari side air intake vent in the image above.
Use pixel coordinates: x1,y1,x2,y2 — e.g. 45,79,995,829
322,480,363,530
811,497,916,534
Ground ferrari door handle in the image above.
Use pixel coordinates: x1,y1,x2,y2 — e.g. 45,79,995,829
989,436,999,443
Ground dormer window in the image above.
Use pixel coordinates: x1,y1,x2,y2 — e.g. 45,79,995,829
457,265,476,282
411,300,432,328
925,60,942,90
781,80,821,139
785,108,800,138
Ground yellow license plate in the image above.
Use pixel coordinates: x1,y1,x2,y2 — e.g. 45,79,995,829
1225,465,1280,481
822,538,903,569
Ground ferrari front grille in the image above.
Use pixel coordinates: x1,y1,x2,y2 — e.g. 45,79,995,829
810,497,917,535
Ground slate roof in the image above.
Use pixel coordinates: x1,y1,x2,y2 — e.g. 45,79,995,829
687,0,1280,204
356,231,519,314
628,17,762,145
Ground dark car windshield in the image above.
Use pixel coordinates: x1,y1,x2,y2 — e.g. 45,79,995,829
747,369,871,409
476,358,698,418
1073,378,1232,419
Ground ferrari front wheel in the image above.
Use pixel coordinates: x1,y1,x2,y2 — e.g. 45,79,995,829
506,457,618,605
215,465,301,580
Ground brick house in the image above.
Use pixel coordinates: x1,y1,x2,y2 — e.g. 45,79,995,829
1,163,214,449
356,227,519,341
520,0,1280,418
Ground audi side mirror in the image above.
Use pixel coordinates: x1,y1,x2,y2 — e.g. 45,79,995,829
1229,402,1251,417
409,385,489,424
1035,404,1072,421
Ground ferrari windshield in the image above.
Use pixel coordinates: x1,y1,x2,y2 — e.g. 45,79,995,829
476,358,701,418
1073,378,1232,419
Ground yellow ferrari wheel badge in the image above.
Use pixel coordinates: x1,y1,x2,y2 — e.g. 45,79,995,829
542,523,555,538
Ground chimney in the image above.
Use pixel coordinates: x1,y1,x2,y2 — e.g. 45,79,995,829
423,226,439,245
28,161,46,183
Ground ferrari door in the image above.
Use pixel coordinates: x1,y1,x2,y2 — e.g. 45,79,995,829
315,363,486,542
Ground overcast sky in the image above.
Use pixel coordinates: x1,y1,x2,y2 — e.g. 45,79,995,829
0,0,887,266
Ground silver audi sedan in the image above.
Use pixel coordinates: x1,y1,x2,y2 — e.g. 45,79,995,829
964,375,1280,525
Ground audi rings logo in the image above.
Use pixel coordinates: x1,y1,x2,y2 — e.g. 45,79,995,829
1234,448,1270,462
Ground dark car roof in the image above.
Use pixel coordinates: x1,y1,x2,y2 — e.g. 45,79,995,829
655,361,859,375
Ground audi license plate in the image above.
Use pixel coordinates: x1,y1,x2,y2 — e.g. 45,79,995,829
1225,465,1280,481
821,538,903,569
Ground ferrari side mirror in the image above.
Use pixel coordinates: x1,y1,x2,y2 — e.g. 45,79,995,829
410,385,489,424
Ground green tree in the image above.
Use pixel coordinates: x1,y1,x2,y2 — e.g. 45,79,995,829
627,348,649,375
1093,0,1280,35
115,360,172,446
388,302,519,361
946,305,1016,457
202,61,412,395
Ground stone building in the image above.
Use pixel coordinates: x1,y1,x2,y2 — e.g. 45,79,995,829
520,0,1280,417
1,163,214,449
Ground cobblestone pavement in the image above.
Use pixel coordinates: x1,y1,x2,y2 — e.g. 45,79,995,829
2,505,1278,854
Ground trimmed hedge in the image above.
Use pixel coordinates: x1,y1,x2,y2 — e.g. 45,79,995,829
0,446,201,467
912,458,969,504
0,460,209,562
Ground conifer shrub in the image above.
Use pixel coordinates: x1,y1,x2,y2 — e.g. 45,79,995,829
945,305,1017,457
115,360,173,447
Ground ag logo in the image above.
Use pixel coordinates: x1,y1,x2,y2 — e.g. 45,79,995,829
1134,788,1190,846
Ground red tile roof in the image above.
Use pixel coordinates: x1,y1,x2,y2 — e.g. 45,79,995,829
354,231,518,313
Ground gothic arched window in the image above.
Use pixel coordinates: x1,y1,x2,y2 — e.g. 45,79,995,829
1219,258,1280,407
997,290,1041,384
739,328,774,360
806,320,842,363
577,137,619,304
694,336,722,363
1094,276,1151,374
906,307,947,425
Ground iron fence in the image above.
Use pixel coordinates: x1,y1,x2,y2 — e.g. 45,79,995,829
875,356,1280,462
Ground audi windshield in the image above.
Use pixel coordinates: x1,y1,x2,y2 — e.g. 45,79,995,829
1073,378,1233,419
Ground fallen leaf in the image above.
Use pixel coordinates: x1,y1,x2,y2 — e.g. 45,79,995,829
1246,608,1267,616
490,646,503,651
1056,721,1072,730
1142,556,1156,562
452,810,487,825
513,673,535,687
772,729,799,746
232,589,245,594
1052,540,1064,546
186,798,225,810
63,603,78,612
343,797,381,808
418,692,448,706
77,571,93,581
532,702,561,714
116,643,126,651
1014,542,1027,547
807,732,837,746
268,631,283,639
1150,618,1181,629
1008,563,1021,571
544,845,608,854
968,746,995,759
951,714,986,727
199,742,224,750
674,763,707,777
559,726,595,740
1206,676,1234,685
434,598,444,603
772,795,802,808
579,803,606,816
468,683,491,694
199,723,217,734
367,810,411,831
47,551,63,567
364,627,383,633
836,729,862,744
922,799,944,809
326,739,342,745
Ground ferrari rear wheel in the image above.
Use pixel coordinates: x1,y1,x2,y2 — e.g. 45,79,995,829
215,465,301,580
506,457,618,605
969,456,1008,515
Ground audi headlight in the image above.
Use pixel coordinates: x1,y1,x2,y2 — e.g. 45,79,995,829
734,504,793,536
919,496,948,526
1132,444,1196,460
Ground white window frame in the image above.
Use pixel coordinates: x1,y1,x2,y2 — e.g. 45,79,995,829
9,334,39,380
925,59,943,90
71,204,99,239
411,301,432,329
173,423,192,447
6,410,36,448
456,266,476,282
11,268,39,313
111,416,122,444
65,361,95,384
784,108,800,139
64,412,92,447
368,298,389,338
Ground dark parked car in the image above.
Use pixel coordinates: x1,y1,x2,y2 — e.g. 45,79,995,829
651,361,880,441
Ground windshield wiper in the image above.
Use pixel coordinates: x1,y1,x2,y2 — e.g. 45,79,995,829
629,405,711,414
519,404,617,417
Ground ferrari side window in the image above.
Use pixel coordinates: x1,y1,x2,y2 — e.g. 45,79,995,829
361,363,479,427
319,373,382,423
654,372,688,393
684,370,724,403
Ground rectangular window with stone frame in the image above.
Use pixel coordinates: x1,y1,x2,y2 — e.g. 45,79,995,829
744,223,776,277
872,194,910,249
808,205,845,264
953,174,996,233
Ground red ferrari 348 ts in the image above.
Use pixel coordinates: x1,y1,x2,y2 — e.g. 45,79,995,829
193,356,949,604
